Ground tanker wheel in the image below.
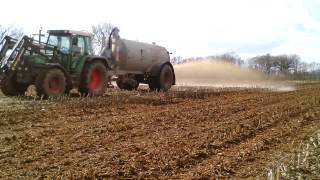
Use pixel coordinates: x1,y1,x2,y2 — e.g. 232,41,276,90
1,73,28,96
132,81,139,90
149,64,174,92
116,77,125,89
79,61,107,96
148,77,160,92
35,68,66,98
116,76,139,91
159,64,174,91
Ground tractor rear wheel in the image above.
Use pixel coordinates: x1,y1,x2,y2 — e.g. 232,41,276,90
0,74,28,96
79,61,107,96
36,68,66,98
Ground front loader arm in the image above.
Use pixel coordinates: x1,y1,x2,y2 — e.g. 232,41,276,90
1,36,59,72
0,36,17,65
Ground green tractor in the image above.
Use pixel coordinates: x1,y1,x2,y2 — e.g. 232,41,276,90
0,30,109,97
0,28,176,98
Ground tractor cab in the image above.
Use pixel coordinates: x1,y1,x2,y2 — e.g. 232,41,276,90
47,30,93,55
46,30,93,71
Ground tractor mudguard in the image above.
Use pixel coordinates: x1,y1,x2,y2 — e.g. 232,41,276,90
86,56,111,67
83,56,112,71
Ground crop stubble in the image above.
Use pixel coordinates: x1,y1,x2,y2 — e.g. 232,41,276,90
0,83,319,179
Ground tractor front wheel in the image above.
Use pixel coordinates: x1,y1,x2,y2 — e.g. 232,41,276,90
1,74,28,96
79,61,107,96
36,68,66,98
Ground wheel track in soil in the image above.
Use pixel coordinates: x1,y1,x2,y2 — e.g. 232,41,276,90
174,91,319,178
126,87,318,177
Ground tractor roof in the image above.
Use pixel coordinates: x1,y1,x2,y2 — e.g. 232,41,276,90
47,30,91,37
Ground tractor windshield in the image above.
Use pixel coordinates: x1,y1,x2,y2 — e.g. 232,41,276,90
47,35,71,54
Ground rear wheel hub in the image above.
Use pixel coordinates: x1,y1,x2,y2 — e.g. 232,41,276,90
49,77,59,93
90,68,103,90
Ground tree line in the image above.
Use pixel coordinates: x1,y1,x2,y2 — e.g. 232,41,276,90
171,52,320,80
248,54,320,80
171,52,244,66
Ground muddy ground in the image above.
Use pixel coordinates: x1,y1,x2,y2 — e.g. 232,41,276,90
0,83,319,179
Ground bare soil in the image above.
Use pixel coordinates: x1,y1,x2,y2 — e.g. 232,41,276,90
0,82,319,179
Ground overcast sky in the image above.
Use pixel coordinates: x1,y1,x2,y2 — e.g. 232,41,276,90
1,0,319,62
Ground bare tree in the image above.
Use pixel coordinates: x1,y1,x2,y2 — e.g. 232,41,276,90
171,56,184,64
309,62,319,72
273,54,300,74
91,22,115,53
0,25,24,40
208,52,244,65
249,54,300,76
288,54,300,73
249,54,275,74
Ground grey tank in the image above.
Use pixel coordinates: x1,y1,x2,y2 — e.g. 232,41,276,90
108,29,170,74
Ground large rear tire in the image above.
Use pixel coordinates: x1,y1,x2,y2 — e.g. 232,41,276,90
149,64,174,92
35,68,66,98
1,74,28,96
79,61,107,96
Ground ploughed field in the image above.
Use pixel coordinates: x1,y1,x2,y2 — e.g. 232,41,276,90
0,83,320,179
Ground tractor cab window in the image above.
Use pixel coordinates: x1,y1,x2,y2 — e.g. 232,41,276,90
77,37,85,55
85,37,93,55
47,35,71,54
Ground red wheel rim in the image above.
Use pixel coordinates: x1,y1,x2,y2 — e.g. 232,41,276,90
90,68,103,90
49,77,59,93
